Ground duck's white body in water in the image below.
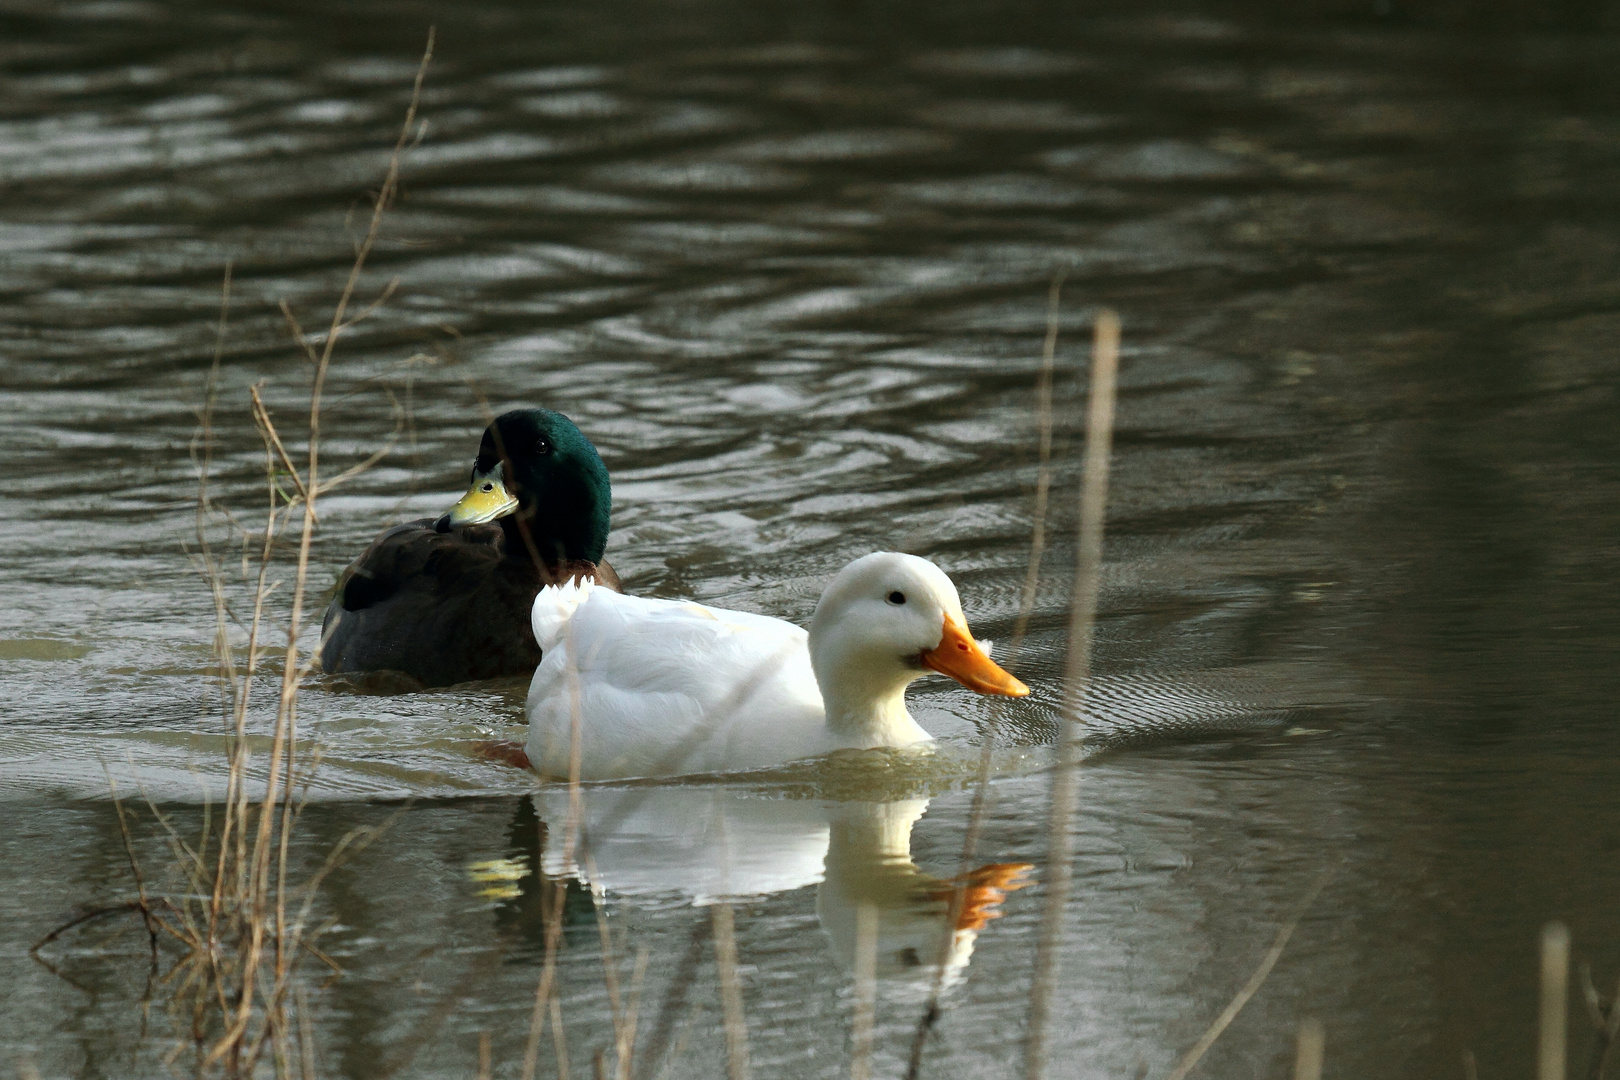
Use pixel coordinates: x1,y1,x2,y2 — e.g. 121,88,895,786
523,551,1028,780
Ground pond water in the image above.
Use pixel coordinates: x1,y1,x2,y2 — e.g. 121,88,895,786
3,0,1619,1077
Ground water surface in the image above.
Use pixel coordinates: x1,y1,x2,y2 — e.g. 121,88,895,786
3,1,1620,1077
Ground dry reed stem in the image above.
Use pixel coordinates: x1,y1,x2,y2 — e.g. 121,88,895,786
712,902,751,1080
905,269,1067,1080
850,902,879,1080
1160,872,1330,1080
1293,1019,1324,1080
1023,308,1119,1080
616,947,651,1080
586,867,632,1067
251,382,314,513
522,614,590,1080
42,30,441,1076
552,995,573,1080
520,891,570,1080
296,985,318,1080
224,33,434,1068
1543,922,1571,1080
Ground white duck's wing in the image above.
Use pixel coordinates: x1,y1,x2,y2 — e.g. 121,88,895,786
525,587,825,780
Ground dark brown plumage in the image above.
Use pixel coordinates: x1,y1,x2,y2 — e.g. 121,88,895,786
319,407,618,689
320,518,619,687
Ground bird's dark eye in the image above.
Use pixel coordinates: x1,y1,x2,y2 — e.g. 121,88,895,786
887,591,906,605
534,438,552,456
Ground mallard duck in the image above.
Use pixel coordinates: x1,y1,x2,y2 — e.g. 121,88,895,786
320,407,620,688
523,551,1027,779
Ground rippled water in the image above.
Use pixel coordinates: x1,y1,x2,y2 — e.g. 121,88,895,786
4,1,1620,1077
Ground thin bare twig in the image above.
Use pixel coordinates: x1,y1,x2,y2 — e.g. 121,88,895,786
617,947,651,1080
49,32,441,1078
250,384,315,515
278,300,321,367
1160,872,1331,1080
31,901,154,957
1024,308,1120,1080
337,275,402,333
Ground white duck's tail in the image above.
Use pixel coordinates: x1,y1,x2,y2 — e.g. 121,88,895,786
532,577,594,652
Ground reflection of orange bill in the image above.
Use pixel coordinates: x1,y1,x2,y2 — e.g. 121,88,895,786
933,862,1035,931
919,614,1029,697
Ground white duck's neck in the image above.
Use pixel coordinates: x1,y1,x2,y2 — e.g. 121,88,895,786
828,799,927,863
810,630,932,748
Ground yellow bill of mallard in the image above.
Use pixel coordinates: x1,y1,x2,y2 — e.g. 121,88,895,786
445,464,519,526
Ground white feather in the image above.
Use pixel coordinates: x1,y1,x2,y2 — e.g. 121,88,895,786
531,577,594,652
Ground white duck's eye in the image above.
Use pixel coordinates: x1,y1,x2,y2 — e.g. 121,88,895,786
887,591,906,605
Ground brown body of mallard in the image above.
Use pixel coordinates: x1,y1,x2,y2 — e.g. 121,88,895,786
319,516,621,689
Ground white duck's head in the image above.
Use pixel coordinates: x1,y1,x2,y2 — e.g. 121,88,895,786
808,552,1028,744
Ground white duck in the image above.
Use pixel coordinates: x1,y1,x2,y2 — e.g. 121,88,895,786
523,551,1029,780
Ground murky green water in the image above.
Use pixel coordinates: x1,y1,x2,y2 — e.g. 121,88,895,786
3,0,1620,1077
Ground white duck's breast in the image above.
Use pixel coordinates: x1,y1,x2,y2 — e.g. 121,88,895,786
525,587,827,780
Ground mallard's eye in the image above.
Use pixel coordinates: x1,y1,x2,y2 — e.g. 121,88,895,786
534,438,552,456
887,591,906,605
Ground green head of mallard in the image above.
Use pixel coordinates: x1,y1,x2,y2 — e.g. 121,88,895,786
436,408,611,564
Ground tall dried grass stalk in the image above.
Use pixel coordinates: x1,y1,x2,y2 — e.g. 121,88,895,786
1543,922,1571,1080
850,902,879,1080
903,269,1065,1080
616,947,652,1080
522,612,590,1080
1022,308,1119,1080
1293,1019,1324,1080
712,902,752,1080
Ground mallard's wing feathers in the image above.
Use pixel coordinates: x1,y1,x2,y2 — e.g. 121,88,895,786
320,520,618,688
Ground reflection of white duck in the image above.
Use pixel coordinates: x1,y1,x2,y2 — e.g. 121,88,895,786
535,787,1029,988
524,552,1028,781
536,787,830,904
817,800,1030,989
